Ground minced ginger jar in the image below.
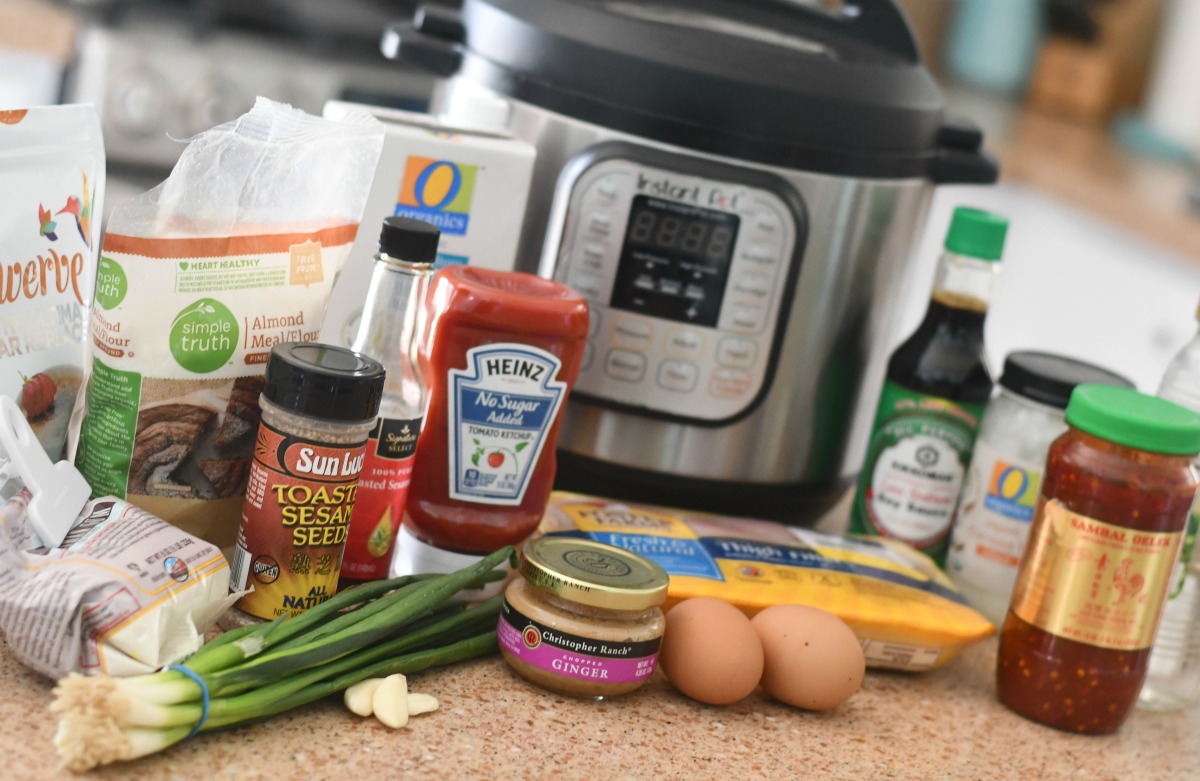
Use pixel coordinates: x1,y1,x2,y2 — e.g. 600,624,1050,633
497,537,669,698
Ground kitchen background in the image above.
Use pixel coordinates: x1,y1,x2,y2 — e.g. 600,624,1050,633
2,0,1198,404
1,3,1200,772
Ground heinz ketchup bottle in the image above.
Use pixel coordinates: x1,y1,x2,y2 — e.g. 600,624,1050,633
392,266,588,589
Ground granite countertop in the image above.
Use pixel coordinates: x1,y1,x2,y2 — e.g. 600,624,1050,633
2,632,1196,781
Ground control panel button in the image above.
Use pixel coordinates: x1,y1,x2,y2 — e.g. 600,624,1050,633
611,317,653,349
596,179,620,203
731,273,771,301
740,242,780,267
665,328,704,361
747,207,784,241
587,213,613,237
728,305,765,332
578,243,607,271
582,341,595,372
709,367,753,399
657,360,698,393
568,271,605,302
718,337,757,368
605,349,647,383
587,307,601,338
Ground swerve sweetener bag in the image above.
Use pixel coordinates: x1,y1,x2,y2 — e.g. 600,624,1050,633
72,98,384,548
1,105,104,461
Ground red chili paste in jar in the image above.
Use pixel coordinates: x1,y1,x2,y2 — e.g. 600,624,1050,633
996,384,1200,733
398,267,588,567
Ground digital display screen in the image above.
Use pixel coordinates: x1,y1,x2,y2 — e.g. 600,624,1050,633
609,195,740,327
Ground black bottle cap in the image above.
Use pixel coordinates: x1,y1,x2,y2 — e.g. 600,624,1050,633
1000,351,1135,409
263,343,385,423
379,216,440,263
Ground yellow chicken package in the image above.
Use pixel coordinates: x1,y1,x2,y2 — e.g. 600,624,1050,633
540,492,994,671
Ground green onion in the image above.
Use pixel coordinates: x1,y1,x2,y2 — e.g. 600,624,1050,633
51,547,513,771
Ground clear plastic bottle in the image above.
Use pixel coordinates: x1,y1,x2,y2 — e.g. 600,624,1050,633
339,217,435,583
1139,301,1200,710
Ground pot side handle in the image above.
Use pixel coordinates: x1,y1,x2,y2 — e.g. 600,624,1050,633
932,117,1001,185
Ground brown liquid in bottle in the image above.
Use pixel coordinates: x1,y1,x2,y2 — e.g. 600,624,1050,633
885,291,993,405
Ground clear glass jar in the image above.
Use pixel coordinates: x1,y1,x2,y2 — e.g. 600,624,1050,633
947,352,1133,624
497,536,668,698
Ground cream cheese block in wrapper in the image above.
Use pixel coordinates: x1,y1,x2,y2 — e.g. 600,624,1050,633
0,488,237,678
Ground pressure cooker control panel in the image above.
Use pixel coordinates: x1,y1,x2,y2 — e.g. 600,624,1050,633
547,147,805,424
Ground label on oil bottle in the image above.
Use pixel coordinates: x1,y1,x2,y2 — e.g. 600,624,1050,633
1011,499,1182,650
946,440,1043,595
851,380,984,559
341,415,422,581
447,343,566,506
230,421,366,619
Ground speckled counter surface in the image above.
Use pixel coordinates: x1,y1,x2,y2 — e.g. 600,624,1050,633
1,634,1195,781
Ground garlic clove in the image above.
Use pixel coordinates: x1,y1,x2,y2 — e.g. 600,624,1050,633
372,673,410,729
406,693,440,716
344,678,384,717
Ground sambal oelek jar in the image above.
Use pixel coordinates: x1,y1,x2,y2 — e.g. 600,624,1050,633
996,384,1200,733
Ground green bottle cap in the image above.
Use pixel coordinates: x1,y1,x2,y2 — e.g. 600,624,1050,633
943,206,1009,261
1065,383,1200,455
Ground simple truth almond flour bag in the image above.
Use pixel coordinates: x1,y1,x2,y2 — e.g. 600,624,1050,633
72,99,383,548
0,105,104,461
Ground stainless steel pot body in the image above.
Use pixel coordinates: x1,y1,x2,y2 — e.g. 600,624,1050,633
481,96,933,502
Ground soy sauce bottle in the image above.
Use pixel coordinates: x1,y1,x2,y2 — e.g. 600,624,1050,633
849,207,1008,564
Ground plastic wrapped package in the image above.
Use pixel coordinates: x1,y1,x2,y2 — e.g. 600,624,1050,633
540,492,995,672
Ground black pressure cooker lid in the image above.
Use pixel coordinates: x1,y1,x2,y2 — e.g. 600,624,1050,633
383,0,997,181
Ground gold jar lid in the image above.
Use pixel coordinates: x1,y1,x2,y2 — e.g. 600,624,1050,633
519,537,669,611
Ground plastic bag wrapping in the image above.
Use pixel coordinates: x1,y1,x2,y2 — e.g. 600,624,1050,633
108,97,383,240
0,489,239,678
70,99,385,548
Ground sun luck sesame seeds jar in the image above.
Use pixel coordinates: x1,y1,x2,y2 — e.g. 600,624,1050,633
497,537,669,698
228,343,385,623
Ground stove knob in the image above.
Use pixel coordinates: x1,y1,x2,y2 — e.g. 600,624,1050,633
105,66,170,138
183,77,252,136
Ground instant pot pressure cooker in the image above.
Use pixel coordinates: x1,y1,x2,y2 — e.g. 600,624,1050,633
384,0,998,523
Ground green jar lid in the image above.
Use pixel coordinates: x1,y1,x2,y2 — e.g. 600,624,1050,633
943,206,1009,261
1065,383,1200,455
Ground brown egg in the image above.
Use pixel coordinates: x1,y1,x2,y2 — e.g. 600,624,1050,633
751,604,865,711
658,597,764,705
